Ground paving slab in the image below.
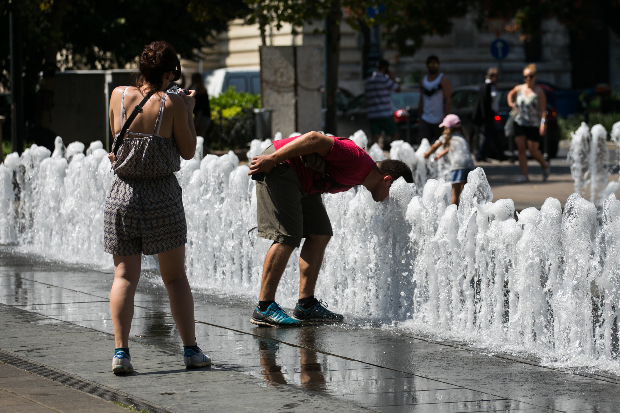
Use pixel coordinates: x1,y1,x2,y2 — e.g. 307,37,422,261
2,248,620,412
0,363,128,413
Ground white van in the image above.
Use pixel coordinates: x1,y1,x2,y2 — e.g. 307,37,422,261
203,67,260,97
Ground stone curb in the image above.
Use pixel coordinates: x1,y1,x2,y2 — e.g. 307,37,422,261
0,347,176,413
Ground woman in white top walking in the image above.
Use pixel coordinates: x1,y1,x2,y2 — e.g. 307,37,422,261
507,64,550,183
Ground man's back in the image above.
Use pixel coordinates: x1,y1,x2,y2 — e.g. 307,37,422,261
365,72,398,120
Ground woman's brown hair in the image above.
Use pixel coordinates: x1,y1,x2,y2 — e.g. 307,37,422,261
135,41,181,94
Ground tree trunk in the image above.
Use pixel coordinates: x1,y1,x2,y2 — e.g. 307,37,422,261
36,0,68,130
324,0,341,135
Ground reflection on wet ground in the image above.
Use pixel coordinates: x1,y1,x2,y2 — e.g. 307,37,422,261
2,247,620,412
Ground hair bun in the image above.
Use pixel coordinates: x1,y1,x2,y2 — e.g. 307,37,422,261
137,41,181,94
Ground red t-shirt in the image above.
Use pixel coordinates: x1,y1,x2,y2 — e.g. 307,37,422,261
272,136,376,195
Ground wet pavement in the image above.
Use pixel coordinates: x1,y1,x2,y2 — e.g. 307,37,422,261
2,248,620,412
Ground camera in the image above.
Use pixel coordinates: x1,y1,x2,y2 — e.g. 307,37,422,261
167,84,190,95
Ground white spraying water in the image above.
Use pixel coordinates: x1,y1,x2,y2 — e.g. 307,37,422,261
368,143,386,161
4,136,620,374
568,123,616,206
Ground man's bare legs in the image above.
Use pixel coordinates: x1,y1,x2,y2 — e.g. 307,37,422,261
111,253,142,348
259,242,295,301
299,235,331,300
158,245,196,346
259,235,330,301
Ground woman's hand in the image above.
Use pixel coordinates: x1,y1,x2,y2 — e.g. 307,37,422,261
108,152,116,164
248,154,277,176
181,90,196,113
423,151,431,159
539,123,547,136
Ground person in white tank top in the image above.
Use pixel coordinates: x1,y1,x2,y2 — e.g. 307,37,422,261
417,55,452,143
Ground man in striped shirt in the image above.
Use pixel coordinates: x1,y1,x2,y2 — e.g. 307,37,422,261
365,59,400,149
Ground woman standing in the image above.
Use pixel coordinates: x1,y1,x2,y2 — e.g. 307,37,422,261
105,41,210,374
507,64,550,183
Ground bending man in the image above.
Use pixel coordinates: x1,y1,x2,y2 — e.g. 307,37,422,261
248,131,414,326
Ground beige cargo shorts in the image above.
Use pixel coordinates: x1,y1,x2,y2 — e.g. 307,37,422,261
256,145,333,248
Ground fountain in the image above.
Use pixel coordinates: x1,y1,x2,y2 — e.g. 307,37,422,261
568,123,619,207
2,133,620,374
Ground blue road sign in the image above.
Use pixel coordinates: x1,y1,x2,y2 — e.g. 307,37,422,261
490,39,509,61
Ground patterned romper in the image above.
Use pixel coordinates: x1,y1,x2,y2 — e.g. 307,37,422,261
104,87,187,256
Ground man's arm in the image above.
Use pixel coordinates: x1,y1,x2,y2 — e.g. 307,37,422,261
417,80,424,119
442,76,452,117
388,70,401,92
248,131,334,176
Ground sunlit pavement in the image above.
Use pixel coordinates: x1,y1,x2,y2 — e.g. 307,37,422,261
2,248,620,412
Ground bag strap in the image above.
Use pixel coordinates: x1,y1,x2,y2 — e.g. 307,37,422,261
112,90,155,155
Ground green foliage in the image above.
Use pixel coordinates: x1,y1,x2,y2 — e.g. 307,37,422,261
0,0,248,127
559,114,620,141
209,87,261,119
2,140,11,158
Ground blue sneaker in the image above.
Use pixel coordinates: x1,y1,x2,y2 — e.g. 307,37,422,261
251,302,302,327
184,347,211,369
112,351,133,375
293,300,344,323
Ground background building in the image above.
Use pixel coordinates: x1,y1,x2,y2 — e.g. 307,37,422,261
185,15,620,95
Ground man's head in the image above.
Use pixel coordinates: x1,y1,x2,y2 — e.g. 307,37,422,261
486,67,498,82
426,55,440,74
370,160,414,202
376,59,390,74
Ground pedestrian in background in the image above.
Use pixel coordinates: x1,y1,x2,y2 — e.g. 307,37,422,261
105,41,210,375
507,63,550,183
473,67,504,161
189,73,211,138
365,59,401,149
418,55,451,143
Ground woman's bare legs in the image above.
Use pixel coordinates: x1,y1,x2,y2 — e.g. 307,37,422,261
158,245,196,346
111,253,142,348
515,135,529,178
527,140,548,170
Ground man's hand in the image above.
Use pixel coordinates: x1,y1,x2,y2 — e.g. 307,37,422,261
108,152,116,164
423,151,431,159
248,154,278,176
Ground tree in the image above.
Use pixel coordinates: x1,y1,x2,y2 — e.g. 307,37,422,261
245,0,470,135
1,0,247,146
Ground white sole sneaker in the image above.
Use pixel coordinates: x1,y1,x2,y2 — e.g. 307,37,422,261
112,352,134,375
184,349,211,369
